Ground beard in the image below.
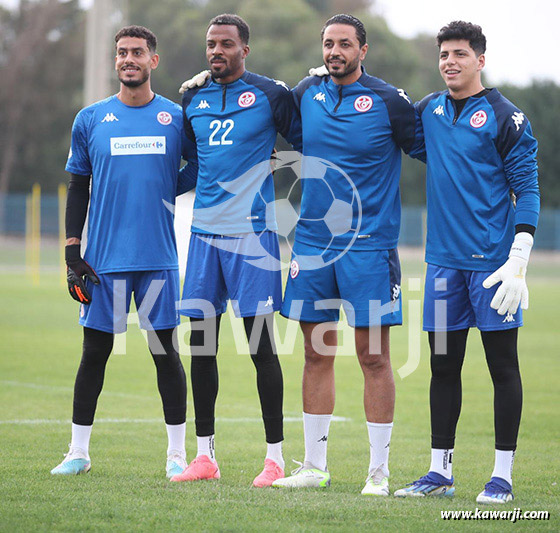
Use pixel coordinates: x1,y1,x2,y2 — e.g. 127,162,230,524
210,63,232,79
327,56,360,79
118,69,150,88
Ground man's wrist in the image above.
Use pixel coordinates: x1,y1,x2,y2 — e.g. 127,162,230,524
508,232,533,262
65,243,82,262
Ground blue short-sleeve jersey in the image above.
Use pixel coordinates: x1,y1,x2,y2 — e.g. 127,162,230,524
292,68,419,251
182,70,301,235
66,94,196,274
415,88,540,270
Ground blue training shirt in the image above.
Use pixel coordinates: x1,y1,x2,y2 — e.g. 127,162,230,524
293,68,420,251
66,94,198,274
182,70,301,235
415,88,540,271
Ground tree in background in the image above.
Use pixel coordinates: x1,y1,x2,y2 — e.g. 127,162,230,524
0,0,83,197
0,0,558,207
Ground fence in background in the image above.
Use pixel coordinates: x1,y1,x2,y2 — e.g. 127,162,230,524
1,191,559,250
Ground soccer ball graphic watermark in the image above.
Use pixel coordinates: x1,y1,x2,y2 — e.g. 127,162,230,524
185,150,362,271
259,150,362,271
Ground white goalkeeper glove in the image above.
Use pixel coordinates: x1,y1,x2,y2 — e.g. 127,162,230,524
308,64,329,77
179,70,211,94
482,232,534,315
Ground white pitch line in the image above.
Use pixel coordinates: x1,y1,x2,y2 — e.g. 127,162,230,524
0,380,149,400
0,416,352,426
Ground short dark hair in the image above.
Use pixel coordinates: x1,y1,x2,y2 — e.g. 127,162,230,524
114,25,157,53
208,13,250,45
321,14,366,48
436,20,486,56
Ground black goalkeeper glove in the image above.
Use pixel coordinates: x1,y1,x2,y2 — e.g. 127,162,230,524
65,244,100,304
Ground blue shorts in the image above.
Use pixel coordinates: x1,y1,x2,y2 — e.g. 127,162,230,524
281,242,402,328
180,231,282,318
79,270,180,334
423,264,523,332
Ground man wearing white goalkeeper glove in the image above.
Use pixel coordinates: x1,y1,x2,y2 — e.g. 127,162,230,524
483,232,533,316
179,70,210,93
392,21,540,504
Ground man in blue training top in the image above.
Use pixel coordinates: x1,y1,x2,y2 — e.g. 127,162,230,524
170,14,301,487
51,25,198,478
273,14,421,495
394,21,539,504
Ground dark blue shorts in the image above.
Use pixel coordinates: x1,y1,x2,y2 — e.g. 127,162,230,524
180,231,282,318
79,270,180,334
281,242,402,328
423,264,523,332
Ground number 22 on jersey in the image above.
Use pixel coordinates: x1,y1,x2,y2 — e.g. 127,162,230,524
209,119,234,146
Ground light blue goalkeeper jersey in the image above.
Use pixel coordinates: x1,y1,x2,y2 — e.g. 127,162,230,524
415,88,540,271
66,94,197,274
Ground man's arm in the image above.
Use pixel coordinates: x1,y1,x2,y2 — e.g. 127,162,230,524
65,172,100,304
482,113,540,315
177,132,198,195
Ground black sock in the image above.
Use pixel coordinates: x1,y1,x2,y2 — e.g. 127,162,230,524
244,314,284,443
481,328,522,451
147,328,186,425
429,330,469,449
190,316,221,436
72,327,114,425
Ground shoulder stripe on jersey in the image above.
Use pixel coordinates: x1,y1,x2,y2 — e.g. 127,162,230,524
358,73,417,153
293,76,324,110
484,89,529,160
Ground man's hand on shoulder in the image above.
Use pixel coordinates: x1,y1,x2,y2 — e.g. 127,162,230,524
179,70,211,94
482,232,534,315
65,244,100,305
308,65,329,77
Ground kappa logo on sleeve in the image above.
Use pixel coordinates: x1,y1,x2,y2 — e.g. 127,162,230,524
397,88,411,103
511,112,525,131
110,136,166,156
274,79,289,91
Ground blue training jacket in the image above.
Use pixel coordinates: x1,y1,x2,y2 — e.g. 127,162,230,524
182,70,301,235
292,68,420,251
415,88,540,271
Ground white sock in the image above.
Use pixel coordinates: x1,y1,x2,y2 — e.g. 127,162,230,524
366,421,393,477
266,442,284,469
197,435,216,461
429,448,453,480
303,412,331,471
166,422,186,457
71,423,92,458
491,450,514,485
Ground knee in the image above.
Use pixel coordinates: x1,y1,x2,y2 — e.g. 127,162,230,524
430,354,461,381
303,340,333,370
81,328,113,367
488,360,520,386
357,350,390,375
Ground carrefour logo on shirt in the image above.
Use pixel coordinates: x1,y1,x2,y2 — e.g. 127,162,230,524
110,136,166,156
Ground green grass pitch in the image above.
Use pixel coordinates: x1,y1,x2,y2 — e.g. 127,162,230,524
0,256,558,532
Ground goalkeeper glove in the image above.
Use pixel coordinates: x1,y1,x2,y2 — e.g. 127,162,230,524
482,232,533,315
179,70,211,94
308,64,329,77
65,244,100,304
